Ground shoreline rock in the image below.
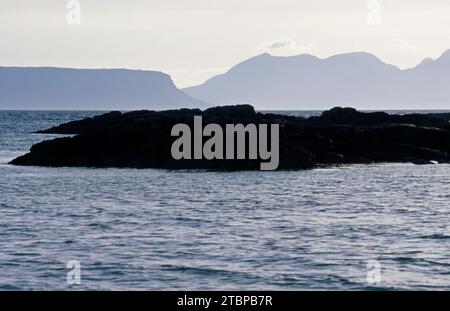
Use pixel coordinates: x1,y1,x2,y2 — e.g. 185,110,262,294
10,105,450,170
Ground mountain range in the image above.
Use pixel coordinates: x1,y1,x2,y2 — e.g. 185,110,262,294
2,50,450,110
184,50,450,110
0,67,205,110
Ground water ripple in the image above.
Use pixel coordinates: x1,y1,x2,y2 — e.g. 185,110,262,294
1,111,450,290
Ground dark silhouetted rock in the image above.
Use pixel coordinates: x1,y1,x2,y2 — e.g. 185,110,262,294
10,105,450,170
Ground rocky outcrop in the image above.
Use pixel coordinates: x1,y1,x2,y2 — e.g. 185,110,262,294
10,105,450,170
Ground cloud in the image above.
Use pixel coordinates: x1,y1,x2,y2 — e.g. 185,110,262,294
263,39,296,49
260,39,318,55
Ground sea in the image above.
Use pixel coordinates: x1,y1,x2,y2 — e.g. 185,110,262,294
0,110,449,290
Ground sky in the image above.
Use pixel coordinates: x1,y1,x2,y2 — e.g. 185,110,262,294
1,0,450,88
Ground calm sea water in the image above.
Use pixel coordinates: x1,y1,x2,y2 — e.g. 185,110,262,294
0,110,449,290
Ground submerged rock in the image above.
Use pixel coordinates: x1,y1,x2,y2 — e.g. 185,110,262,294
10,105,450,170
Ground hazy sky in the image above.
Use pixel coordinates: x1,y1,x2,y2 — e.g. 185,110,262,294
2,0,450,87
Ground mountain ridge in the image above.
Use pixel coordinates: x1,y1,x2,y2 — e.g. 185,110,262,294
183,50,450,110
0,67,206,110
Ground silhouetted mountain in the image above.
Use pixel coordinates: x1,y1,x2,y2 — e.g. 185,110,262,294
183,50,450,110
0,67,206,110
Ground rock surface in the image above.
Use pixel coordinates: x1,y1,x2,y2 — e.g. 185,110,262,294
10,105,450,170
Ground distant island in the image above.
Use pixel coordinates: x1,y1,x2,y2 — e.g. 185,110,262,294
184,50,450,110
2,50,450,111
10,105,450,170
0,67,206,110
